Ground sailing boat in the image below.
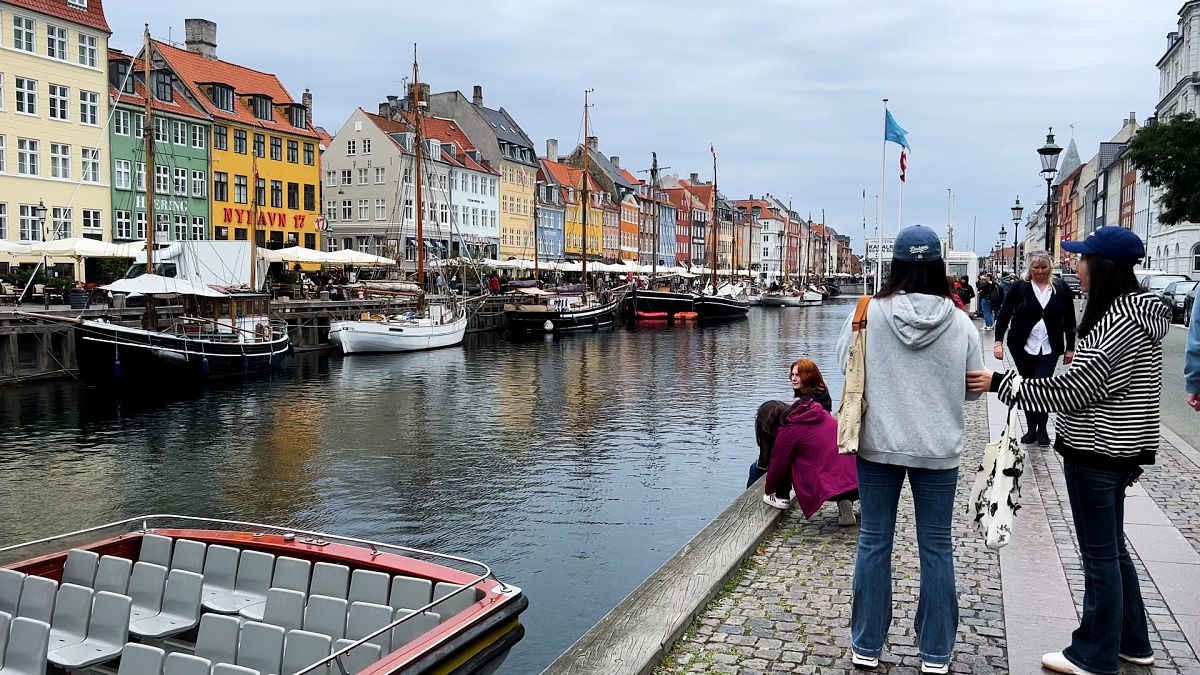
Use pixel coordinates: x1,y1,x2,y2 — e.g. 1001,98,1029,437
692,148,749,320
25,27,290,384
329,51,469,353
624,152,696,323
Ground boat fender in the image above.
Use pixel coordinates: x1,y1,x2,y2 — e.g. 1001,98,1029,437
543,320,554,332
241,354,250,370
286,342,294,357
201,356,210,376
113,358,121,381
153,349,188,367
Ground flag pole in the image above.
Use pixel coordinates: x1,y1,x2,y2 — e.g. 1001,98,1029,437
877,98,888,295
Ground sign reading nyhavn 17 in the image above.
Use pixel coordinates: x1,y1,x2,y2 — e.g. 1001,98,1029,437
221,207,308,229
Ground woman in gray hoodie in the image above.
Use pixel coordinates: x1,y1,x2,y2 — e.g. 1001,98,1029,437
837,225,983,674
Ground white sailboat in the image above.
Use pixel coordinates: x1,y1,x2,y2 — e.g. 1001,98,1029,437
330,50,468,354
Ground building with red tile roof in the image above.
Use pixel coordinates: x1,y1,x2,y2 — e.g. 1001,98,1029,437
542,159,603,260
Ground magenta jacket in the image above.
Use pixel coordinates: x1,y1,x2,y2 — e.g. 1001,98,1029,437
765,398,859,518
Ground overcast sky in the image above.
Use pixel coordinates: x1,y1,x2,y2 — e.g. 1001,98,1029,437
107,1,1174,255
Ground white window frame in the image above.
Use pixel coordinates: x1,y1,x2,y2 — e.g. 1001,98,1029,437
173,120,187,146
46,24,68,60
114,110,130,136
325,171,336,188
358,199,369,221
82,210,101,234
191,216,205,241
79,90,99,126
15,77,37,116
136,163,146,191
192,124,206,149
0,203,10,239
78,33,98,68
115,210,132,239
155,165,170,193
346,140,356,156
52,207,72,239
375,167,385,184
67,0,87,9
0,74,5,112
357,168,367,185
173,167,187,195
154,118,169,143
135,211,146,239
114,159,131,190
0,135,4,173
50,143,71,179
13,15,35,53
173,215,187,240
48,84,69,121
81,147,100,183
192,170,206,197
375,199,386,220
362,139,372,155
19,204,39,241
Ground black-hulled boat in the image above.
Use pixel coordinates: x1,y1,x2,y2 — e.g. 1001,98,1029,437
506,287,626,334
624,287,695,316
693,292,750,320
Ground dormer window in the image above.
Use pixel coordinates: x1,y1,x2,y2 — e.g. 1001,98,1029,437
252,96,274,121
389,132,413,152
154,72,173,102
288,104,306,129
424,139,440,161
208,84,234,112
109,60,134,94
67,0,87,7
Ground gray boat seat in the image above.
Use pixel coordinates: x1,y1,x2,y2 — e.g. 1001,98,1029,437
47,590,131,669
236,621,284,675
47,583,92,651
282,629,331,675
431,582,477,618
302,594,347,641
193,613,240,665
0,617,50,675
240,556,310,622
0,571,24,617
346,602,392,653
347,570,389,607
62,549,99,588
390,609,440,649
211,664,258,675
170,540,207,575
332,639,381,675
0,610,11,669
128,562,168,623
94,556,133,595
129,569,203,639
138,534,173,568
199,545,240,607
205,550,273,614
16,576,56,625
116,642,166,675
248,588,305,633
388,576,432,612
308,563,348,600
163,652,210,675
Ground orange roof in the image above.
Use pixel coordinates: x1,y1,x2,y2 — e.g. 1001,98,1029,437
313,126,333,150
680,180,714,206
732,199,777,215
6,0,110,32
620,168,641,186
154,40,317,139
361,110,496,175
108,52,208,121
541,159,600,194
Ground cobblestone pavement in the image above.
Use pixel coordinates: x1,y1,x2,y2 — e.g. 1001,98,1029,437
658,396,1007,674
1138,440,1200,558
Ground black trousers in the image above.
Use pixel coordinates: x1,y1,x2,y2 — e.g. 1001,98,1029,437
1011,348,1058,434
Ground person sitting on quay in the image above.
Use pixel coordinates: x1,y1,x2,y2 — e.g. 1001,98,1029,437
790,357,833,412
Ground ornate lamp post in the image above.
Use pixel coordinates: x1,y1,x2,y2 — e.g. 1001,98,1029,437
1037,128,1063,252
35,200,49,309
998,225,1008,274
1010,196,1024,276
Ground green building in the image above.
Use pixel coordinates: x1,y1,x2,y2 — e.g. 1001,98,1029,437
108,49,211,243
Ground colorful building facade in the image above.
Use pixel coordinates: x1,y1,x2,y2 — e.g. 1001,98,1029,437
535,161,565,261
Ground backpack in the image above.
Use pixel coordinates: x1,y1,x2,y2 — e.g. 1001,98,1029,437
989,283,1004,306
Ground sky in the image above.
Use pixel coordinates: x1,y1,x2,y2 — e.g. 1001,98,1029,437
105,1,1174,256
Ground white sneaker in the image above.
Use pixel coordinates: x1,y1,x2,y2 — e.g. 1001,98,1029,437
1041,651,1096,674
851,650,879,669
838,500,857,526
762,493,790,510
920,660,949,674
1118,652,1154,666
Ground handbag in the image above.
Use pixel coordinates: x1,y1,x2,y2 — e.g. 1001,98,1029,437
836,296,871,455
969,376,1026,550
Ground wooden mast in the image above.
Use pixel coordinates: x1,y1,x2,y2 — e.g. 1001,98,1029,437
142,25,157,329
580,89,592,289
650,152,658,281
412,47,426,291
709,148,718,295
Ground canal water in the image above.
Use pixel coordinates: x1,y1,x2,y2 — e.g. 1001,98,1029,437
0,300,856,674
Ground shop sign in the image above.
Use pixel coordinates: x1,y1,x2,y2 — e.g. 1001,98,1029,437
221,207,308,229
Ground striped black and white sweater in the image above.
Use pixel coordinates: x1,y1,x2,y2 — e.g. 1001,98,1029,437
993,291,1170,470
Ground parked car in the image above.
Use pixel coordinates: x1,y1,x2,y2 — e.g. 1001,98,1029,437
1185,285,1197,327
1161,280,1198,323
1140,273,1190,294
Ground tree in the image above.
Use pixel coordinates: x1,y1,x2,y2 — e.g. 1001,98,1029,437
1127,112,1200,226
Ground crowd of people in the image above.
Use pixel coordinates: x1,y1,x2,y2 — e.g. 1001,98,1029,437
751,224,1189,675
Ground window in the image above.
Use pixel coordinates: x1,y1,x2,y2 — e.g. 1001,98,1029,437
49,84,69,120
375,167,386,184
135,212,147,239
17,138,39,174
0,203,5,239
13,15,35,52
15,77,37,115
255,178,265,207
214,172,229,201
174,167,187,195
403,166,412,184
405,200,414,221
214,125,228,151
303,184,315,211
358,200,369,220
269,181,283,208
362,139,372,155
78,33,98,67
115,160,131,189
0,136,4,173
173,121,187,145
208,85,234,112
288,183,299,210
52,207,72,238
192,125,206,149
270,136,282,161
289,105,306,129
375,199,386,220
234,175,248,204
82,210,100,233
136,163,146,191
439,203,449,224
134,114,144,139
490,178,497,197
253,133,265,158
325,171,336,187
252,96,273,121
357,168,367,185
346,140,356,156
155,73,173,102
115,110,130,135
155,166,169,193
68,0,88,8
78,90,99,126
0,74,4,112
304,233,316,249
341,200,352,220
50,143,70,179
46,24,67,60
191,170,206,197
116,210,132,239
154,118,169,143
303,143,314,166
19,204,39,240
326,201,337,221
191,216,205,240
340,170,351,186
286,140,298,163
234,129,247,154
173,215,186,240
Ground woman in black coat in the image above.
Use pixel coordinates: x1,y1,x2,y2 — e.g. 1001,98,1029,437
993,252,1077,446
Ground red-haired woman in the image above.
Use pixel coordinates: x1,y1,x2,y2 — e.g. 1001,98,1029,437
789,358,833,411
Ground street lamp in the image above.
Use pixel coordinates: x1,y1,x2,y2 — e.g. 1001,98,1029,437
35,200,49,309
998,225,1007,274
1037,128,1062,252
1010,196,1024,276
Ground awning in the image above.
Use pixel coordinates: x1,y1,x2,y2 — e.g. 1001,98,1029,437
102,273,229,298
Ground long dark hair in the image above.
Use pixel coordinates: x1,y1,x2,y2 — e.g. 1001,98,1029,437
755,400,791,454
876,259,953,299
1078,253,1140,338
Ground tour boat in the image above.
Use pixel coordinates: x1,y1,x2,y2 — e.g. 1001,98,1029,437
505,287,625,334
760,288,822,307
329,304,468,354
0,515,526,675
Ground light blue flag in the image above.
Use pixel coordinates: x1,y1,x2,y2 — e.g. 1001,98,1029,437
885,110,910,150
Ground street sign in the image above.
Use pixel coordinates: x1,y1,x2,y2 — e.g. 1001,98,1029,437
315,217,328,232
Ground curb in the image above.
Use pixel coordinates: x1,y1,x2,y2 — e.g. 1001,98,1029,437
540,482,786,675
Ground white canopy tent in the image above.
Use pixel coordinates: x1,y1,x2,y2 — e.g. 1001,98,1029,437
101,273,229,298
325,249,395,265
0,241,32,255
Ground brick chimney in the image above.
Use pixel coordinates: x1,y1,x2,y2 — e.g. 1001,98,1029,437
586,136,598,151
472,85,483,106
302,89,313,126
690,172,699,183
184,18,217,61
609,155,620,167
546,139,558,161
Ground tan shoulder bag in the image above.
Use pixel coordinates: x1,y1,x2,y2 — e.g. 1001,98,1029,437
836,296,871,455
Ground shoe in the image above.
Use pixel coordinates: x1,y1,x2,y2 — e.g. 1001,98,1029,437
762,493,790,510
1118,652,1155,666
838,500,857,526
1041,651,1096,674
921,660,950,674
851,650,879,669
1037,430,1051,447
1020,430,1038,444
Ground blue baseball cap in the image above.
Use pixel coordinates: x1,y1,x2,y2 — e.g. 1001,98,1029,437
1060,226,1144,266
892,225,942,262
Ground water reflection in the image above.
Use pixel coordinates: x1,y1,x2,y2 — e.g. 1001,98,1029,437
0,300,855,673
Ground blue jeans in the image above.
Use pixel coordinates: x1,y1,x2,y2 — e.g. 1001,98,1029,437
852,457,959,664
981,298,994,328
747,461,768,489
1060,461,1151,675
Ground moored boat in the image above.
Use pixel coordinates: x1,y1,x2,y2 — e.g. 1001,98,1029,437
0,515,526,675
330,304,469,354
506,287,625,334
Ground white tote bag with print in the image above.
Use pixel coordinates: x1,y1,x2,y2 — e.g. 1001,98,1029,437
969,377,1026,550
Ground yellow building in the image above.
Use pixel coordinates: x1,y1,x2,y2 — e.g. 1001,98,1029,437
156,20,320,248
0,0,112,277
